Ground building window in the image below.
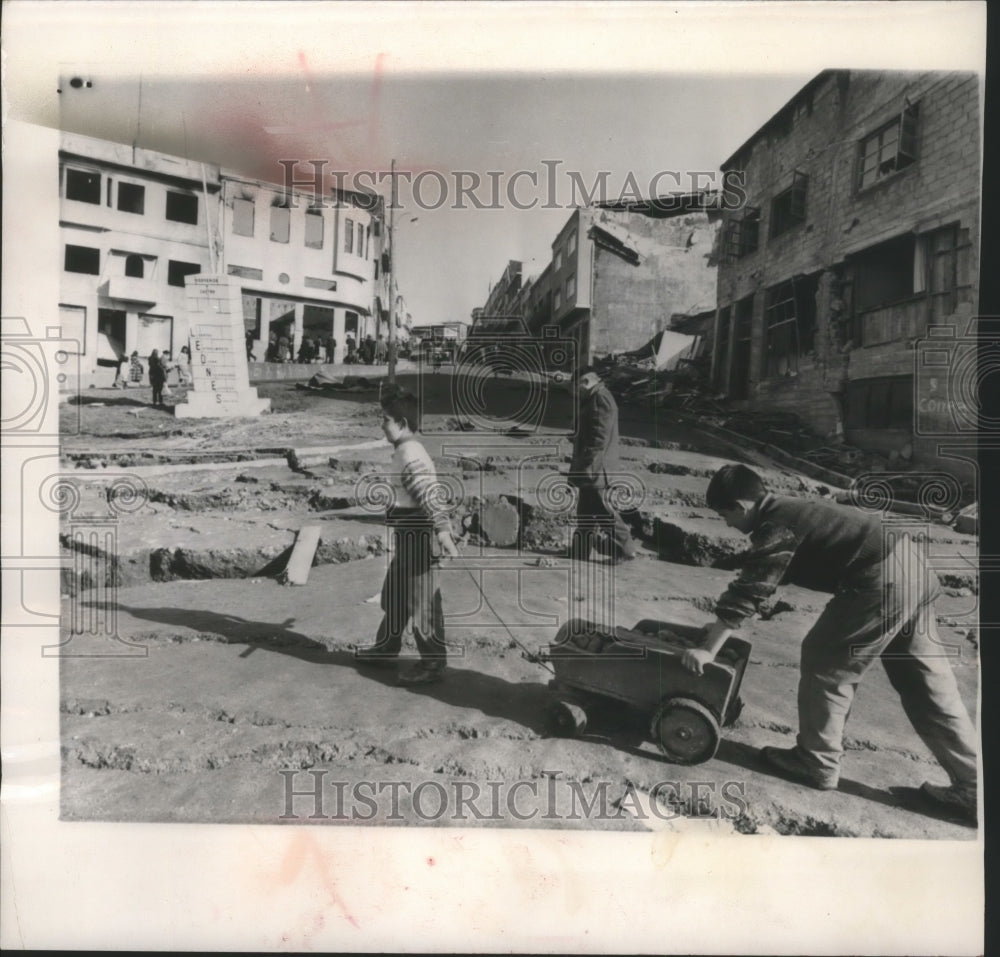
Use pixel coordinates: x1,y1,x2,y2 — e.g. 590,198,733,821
554,289,562,311
116,182,145,215
725,207,760,261
124,254,145,278
858,103,919,191
227,264,264,281
168,260,202,287
565,275,575,299
729,294,754,399
270,204,290,243
344,218,355,253
554,249,563,271
233,198,255,237
366,225,371,258
769,172,808,239
845,376,914,430
850,234,918,314
65,168,101,204
568,230,577,255
763,276,818,377
64,244,100,274
356,221,364,258
165,191,199,224
304,208,324,249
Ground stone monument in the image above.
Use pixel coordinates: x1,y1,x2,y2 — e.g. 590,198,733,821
174,275,270,418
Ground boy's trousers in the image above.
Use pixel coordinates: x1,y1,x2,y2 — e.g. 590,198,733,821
374,512,447,660
796,534,977,787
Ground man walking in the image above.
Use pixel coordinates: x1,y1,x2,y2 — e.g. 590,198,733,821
568,366,636,564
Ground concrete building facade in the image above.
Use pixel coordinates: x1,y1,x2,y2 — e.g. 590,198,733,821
59,131,222,377
712,70,980,474
59,130,388,381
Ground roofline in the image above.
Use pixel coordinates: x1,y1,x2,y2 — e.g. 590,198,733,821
720,70,841,171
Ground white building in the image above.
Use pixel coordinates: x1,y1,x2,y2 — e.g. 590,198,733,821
58,130,383,381
59,131,221,382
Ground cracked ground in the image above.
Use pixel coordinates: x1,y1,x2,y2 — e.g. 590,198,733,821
58,374,980,837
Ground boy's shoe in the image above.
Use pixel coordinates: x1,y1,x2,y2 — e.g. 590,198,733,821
398,661,446,686
760,745,839,790
920,782,978,823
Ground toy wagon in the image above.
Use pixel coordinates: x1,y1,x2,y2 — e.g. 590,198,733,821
537,618,751,764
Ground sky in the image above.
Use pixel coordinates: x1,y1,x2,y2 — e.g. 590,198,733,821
3,1,986,326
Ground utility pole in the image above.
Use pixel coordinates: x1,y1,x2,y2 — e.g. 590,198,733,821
387,158,397,384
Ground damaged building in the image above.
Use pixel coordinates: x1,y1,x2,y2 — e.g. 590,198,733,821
712,70,980,476
473,197,721,369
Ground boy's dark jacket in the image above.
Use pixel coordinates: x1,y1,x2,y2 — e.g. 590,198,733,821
570,382,621,485
715,493,892,628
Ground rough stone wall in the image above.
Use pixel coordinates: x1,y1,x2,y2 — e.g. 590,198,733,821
713,70,980,461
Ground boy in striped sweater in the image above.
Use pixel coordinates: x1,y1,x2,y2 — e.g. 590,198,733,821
681,464,978,823
354,386,458,685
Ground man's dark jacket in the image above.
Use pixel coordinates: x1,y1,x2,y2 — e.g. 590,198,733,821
570,382,621,485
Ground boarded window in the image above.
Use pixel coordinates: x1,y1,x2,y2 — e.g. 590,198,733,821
165,191,198,224
770,172,808,238
233,198,255,237
136,313,174,357
845,376,914,430
344,218,354,253
167,260,201,287
270,205,290,243
64,244,100,274
65,168,101,204
763,275,818,377
858,103,919,190
305,208,324,249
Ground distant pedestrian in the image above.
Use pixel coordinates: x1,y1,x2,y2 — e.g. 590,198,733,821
246,331,256,362
325,335,337,364
128,351,144,387
265,332,278,362
148,349,166,407
567,365,636,563
277,334,290,363
178,345,192,385
346,335,357,364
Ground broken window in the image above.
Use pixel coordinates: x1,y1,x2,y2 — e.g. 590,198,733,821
233,198,255,237
769,172,808,239
724,207,760,261
851,234,918,313
117,182,145,214
344,218,355,253
65,168,101,204
64,244,100,274
845,376,914,430
763,275,818,377
165,190,199,224
858,102,919,191
270,204,290,243
167,260,201,287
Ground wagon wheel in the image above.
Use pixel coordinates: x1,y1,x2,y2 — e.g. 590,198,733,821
547,699,588,738
650,697,720,765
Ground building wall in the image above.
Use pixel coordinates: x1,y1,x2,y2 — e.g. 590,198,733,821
59,132,220,377
589,209,719,360
713,70,980,475
220,177,376,364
